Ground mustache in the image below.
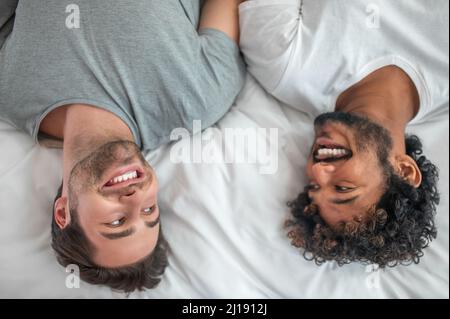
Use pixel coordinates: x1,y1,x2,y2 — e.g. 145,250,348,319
68,140,147,194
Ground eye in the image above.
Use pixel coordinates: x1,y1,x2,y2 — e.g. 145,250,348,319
143,206,156,215
306,184,320,192
335,185,355,193
108,217,125,228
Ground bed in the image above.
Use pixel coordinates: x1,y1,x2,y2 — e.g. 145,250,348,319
0,72,448,298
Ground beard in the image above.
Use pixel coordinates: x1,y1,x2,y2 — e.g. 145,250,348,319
67,141,147,209
314,112,393,166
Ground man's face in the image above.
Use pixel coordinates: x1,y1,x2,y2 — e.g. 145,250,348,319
67,141,160,268
306,112,393,229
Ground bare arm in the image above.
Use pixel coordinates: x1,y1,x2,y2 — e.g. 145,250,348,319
199,0,246,44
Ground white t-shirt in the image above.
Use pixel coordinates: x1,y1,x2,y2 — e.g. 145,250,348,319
240,0,449,124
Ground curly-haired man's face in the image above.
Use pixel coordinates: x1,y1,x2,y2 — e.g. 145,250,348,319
54,141,160,268
306,112,396,229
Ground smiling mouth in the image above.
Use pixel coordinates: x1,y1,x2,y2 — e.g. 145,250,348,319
102,165,146,190
313,142,353,163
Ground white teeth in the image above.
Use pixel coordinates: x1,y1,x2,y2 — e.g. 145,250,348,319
317,148,348,158
108,170,139,186
123,171,137,181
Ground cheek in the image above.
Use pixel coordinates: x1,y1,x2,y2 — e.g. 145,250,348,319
75,194,107,222
150,175,160,198
344,155,382,178
69,167,98,194
305,160,314,179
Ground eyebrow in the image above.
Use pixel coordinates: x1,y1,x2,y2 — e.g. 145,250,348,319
101,215,161,240
330,196,359,205
145,215,160,228
101,228,135,240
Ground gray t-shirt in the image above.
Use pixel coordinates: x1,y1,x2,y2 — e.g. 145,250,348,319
0,0,246,152
0,0,17,50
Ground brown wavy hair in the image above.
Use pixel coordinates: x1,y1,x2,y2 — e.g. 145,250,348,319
51,183,169,293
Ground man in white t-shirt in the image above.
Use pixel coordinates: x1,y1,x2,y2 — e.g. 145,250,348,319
240,0,448,267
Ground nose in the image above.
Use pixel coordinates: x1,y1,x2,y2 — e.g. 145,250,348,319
120,188,140,202
124,189,136,197
311,163,336,185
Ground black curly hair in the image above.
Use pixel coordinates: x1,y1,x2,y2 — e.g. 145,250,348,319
287,135,440,268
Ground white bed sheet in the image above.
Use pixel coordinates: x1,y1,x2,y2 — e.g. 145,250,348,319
0,75,448,298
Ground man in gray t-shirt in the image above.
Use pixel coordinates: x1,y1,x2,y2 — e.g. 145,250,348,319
0,0,246,292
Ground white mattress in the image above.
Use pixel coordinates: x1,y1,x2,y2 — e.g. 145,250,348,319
0,75,448,298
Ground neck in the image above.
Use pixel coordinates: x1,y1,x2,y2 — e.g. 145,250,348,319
62,105,134,195
336,66,420,155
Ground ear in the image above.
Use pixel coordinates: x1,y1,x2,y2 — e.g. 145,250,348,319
394,155,422,188
54,197,71,229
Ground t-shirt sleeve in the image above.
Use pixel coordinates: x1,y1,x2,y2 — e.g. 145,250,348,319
169,26,246,134
239,0,302,93
0,0,18,50
197,28,246,108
